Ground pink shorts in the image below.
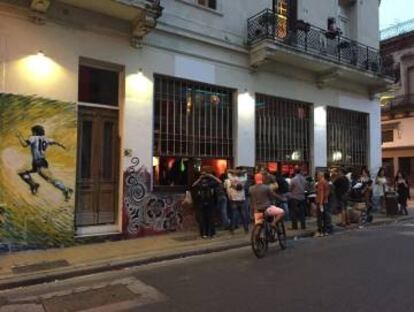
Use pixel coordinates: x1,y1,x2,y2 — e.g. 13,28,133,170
254,206,285,224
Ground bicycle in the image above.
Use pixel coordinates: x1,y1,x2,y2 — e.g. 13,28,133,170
251,210,287,258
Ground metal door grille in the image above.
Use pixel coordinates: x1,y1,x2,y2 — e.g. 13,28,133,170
256,94,310,163
327,107,368,168
154,75,233,158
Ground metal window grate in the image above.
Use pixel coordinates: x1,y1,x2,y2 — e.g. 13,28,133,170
153,75,233,158
256,93,311,163
327,107,368,168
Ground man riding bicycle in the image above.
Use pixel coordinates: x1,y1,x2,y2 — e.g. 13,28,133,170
249,173,285,227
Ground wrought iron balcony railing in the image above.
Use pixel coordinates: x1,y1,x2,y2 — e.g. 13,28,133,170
115,0,163,16
247,9,393,78
381,94,414,113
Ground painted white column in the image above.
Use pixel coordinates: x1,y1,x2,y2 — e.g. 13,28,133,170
369,101,382,174
234,91,255,167
123,70,154,172
313,105,327,169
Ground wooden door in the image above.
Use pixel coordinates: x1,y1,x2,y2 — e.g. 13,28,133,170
76,106,120,226
408,67,414,95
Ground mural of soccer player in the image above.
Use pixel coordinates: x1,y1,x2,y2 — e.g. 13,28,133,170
16,125,73,201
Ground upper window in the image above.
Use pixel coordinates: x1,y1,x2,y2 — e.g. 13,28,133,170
382,130,394,143
197,0,217,10
337,0,355,38
78,65,119,107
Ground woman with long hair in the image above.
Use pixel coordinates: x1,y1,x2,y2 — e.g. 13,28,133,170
360,167,371,183
373,167,387,213
395,171,410,215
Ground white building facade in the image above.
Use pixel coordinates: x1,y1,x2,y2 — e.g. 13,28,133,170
0,0,390,249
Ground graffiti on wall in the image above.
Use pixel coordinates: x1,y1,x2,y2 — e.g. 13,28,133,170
123,157,195,237
0,94,76,251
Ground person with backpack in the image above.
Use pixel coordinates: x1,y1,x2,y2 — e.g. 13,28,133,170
225,168,249,234
333,167,350,227
192,170,221,238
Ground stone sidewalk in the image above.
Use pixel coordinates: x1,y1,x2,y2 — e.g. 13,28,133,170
0,207,412,290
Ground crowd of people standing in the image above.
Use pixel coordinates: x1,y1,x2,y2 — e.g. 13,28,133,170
189,165,411,239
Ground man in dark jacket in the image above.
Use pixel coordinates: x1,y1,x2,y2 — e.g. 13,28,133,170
333,168,350,226
289,169,307,230
192,171,220,238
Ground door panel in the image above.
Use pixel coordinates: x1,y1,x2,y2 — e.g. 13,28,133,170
97,189,116,224
76,107,119,227
97,116,119,224
76,111,99,226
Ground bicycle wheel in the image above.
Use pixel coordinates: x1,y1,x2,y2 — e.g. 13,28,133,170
251,223,268,258
276,220,287,250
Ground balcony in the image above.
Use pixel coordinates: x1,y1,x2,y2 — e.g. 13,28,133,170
57,0,162,19
28,0,162,45
381,94,414,120
247,9,393,91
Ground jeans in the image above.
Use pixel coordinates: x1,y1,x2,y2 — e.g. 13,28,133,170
199,202,215,237
244,198,252,224
230,200,248,232
217,196,230,227
372,196,381,212
400,200,408,215
289,198,306,229
279,200,289,221
316,204,330,234
337,195,348,225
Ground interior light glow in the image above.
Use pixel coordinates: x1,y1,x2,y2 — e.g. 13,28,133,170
291,150,301,161
332,151,343,161
153,156,159,167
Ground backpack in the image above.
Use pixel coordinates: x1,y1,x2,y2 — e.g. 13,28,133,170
235,183,243,191
349,180,367,202
197,178,214,203
276,176,289,194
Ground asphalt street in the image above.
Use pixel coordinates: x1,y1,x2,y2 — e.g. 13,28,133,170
2,221,414,312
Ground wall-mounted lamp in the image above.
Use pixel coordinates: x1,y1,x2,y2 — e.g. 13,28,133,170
37,50,45,57
26,50,54,78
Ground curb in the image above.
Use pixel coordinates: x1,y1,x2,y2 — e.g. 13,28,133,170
0,217,411,291
0,230,314,291
0,241,249,291
364,215,414,228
